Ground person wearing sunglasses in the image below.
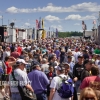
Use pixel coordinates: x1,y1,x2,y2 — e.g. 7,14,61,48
80,87,98,100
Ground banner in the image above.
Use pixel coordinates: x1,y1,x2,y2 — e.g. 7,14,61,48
38,17,42,29
56,28,58,38
36,19,39,29
42,19,44,29
42,30,46,39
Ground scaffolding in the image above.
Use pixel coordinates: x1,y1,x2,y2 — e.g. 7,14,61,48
97,11,100,43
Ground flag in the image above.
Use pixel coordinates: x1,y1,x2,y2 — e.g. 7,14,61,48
38,21,40,29
36,19,39,29
38,17,42,29
56,28,58,38
42,30,46,39
42,19,44,29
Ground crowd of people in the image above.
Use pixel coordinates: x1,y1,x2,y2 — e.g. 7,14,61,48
0,37,100,100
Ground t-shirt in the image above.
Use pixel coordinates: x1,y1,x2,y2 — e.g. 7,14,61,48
3,51,10,61
67,62,75,73
74,52,81,62
5,62,12,75
54,50,60,59
33,54,40,62
11,52,20,59
95,60,100,69
94,49,100,54
9,68,30,93
80,76,100,90
73,63,84,80
81,70,90,82
41,64,49,74
50,74,71,100
17,47,22,55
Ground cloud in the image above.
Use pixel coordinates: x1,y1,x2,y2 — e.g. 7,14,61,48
6,6,37,13
74,23,80,25
6,7,18,13
45,15,60,21
11,19,17,23
51,25,63,31
24,22,30,26
65,14,96,20
6,2,100,13
47,3,54,6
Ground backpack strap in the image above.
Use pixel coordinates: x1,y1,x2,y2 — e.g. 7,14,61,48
12,71,20,86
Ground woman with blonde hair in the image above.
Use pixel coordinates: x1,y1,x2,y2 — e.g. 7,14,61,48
80,87,98,100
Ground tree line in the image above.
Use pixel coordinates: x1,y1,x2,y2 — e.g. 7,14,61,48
58,31,83,38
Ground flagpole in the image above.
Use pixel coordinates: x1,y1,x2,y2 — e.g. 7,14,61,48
8,20,9,26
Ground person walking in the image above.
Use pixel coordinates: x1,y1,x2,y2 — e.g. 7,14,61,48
28,61,49,100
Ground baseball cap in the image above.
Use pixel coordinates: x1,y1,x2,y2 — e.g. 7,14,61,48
62,62,70,66
55,64,65,71
31,60,41,66
16,59,28,65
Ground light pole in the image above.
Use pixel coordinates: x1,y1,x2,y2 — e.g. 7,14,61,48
2,15,3,26
8,20,9,26
97,11,100,43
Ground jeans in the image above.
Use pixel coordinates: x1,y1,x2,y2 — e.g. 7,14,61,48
11,93,22,100
36,92,47,100
75,80,81,92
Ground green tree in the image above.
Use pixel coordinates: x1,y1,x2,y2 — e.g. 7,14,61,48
58,31,83,38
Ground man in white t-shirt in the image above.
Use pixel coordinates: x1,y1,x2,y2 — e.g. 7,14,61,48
49,64,72,100
3,47,11,61
9,59,33,100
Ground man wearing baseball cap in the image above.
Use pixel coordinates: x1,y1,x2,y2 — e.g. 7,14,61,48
28,61,49,100
49,64,73,100
73,55,84,92
9,59,33,100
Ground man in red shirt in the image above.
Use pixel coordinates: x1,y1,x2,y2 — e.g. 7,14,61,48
5,56,16,75
17,44,22,56
11,48,20,59
80,66,100,90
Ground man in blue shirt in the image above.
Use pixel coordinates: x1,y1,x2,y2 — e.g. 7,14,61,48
28,61,49,100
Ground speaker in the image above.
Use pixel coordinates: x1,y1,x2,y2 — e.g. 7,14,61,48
0,27,4,42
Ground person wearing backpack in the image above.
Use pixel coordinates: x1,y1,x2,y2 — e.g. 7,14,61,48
49,64,73,100
63,63,78,100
